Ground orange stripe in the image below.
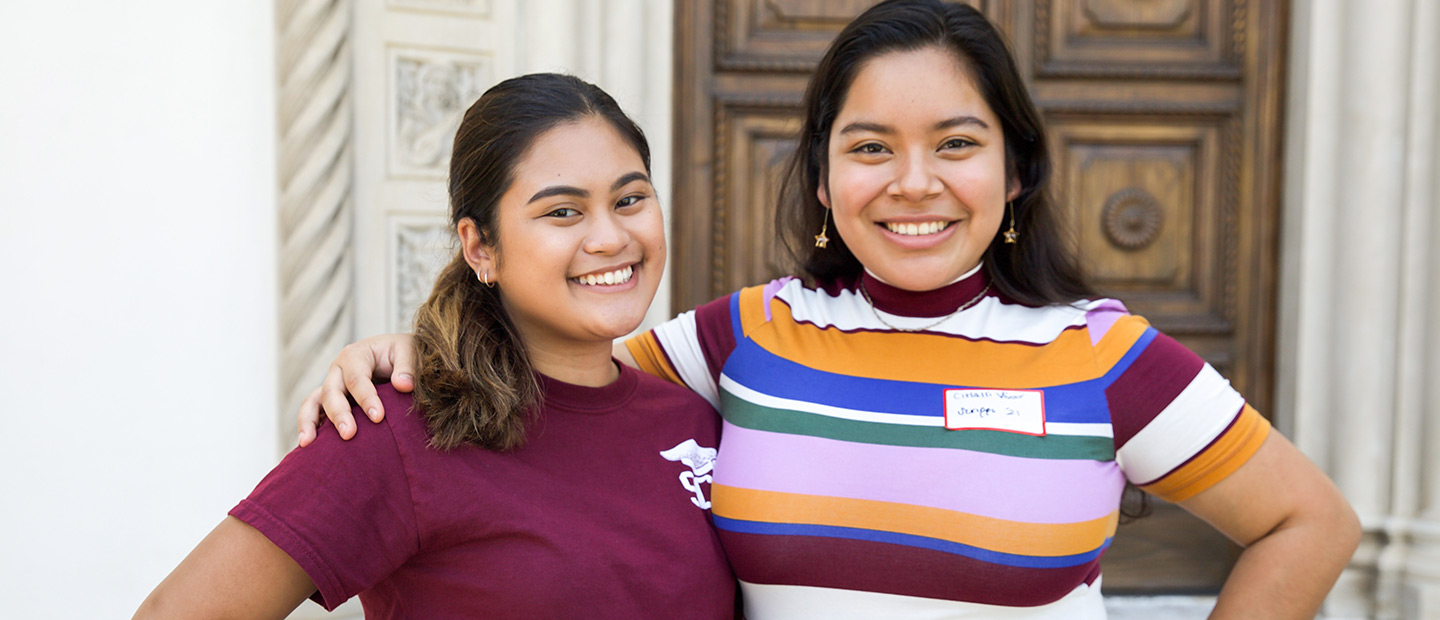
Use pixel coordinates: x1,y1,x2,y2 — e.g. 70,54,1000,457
712,484,1117,557
749,300,1104,387
623,333,685,386
1141,404,1271,502
1092,315,1151,373
737,286,769,336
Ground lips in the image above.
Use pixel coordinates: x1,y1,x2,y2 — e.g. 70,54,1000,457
571,265,635,286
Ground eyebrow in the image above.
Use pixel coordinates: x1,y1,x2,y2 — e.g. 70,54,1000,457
837,115,990,136
526,171,651,204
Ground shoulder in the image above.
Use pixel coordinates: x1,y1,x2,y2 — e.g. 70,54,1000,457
1066,297,1151,350
309,384,429,456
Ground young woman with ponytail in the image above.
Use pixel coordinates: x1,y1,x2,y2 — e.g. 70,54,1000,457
133,73,735,620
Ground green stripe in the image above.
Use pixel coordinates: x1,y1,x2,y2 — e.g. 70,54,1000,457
722,391,1115,461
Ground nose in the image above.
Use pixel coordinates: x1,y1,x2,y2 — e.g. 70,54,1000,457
583,209,630,255
888,151,943,202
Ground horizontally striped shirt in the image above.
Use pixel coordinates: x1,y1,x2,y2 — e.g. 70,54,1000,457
626,269,1270,619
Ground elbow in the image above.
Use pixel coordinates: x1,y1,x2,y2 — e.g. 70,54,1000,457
1335,498,1363,558
132,591,166,620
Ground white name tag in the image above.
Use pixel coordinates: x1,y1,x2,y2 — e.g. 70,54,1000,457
943,389,1047,436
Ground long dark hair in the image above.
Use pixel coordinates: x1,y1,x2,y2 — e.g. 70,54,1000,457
776,0,1093,305
413,73,651,451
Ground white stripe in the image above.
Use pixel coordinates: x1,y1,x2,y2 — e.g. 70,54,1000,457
774,281,1104,344
740,578,1106,620
650,310,721,409
1116,364,1245,484
1047,422,1114,438
720,375,1112,438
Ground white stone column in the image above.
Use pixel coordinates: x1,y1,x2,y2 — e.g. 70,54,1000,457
1398,0,1440,616
274,0,356,453
1281,0,1440,618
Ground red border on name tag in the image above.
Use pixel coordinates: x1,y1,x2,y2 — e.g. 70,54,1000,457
942,388,1048,436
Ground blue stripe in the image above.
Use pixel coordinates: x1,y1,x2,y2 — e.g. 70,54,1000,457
1097,327,1159,388
722,338,1114,424
729,291,744,343
712,515,1109,568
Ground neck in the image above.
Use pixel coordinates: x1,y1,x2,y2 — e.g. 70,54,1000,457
522,337,619,387
863,261,983,291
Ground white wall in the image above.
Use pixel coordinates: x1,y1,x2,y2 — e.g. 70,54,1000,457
0,2,279,618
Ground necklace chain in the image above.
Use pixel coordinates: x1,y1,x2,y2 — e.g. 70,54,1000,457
857,279,991,332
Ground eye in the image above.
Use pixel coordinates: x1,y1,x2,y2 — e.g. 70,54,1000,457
940,137,976,150
544,207,581,218
616,194,646,209
851,142,888,155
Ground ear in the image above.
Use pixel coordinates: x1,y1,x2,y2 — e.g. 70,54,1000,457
457,218,496,281
816,180,831,209
1006,176,1022,202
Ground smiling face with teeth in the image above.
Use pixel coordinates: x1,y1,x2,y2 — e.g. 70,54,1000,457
820,46,1019,292
461,117,664,368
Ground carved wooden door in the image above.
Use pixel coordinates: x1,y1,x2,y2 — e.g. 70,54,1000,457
673,0,1286,593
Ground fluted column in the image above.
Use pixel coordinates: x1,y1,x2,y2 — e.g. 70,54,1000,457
274,0,355,452
1398,0,1440,615
1281,0,1440,618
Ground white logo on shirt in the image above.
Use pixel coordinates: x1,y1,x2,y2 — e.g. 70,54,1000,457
660,439,717,509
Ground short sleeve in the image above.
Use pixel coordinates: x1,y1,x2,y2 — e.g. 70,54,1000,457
229,411,420,610
625,292,739,409
1101,316,1271,503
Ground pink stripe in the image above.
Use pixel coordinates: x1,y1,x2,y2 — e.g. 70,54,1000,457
761,277,794,322
714,422,1123,524
1085,300,1128,345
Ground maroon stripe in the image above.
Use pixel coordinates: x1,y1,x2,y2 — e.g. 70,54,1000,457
1105,331,1205,449
719,530,1100,607
693,293,738,386
859,270,990,317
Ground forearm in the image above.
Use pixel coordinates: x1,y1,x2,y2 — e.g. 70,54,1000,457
1208,507,1360,619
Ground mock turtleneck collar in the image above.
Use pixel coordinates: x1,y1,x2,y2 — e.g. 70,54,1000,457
859,263,990,318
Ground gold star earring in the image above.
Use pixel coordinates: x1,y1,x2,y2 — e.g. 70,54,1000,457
814,208,832,249
1003,201,1018,244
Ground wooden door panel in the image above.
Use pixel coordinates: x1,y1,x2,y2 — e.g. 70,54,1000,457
717,0,883,71
1036,0,1242,78
1051,115,1234,335
717,102,804,294
675,0,1285,594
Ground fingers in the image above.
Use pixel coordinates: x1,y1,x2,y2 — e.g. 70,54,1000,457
320,363,359,440
297,387,324,447
387,334,417,393
343,353,385,424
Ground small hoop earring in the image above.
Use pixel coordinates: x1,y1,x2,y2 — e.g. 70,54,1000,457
480,271,495,288
1003,201,1018,244
814,208,832,249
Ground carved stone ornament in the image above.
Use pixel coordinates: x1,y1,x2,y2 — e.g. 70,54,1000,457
395,222,453,331
1101,187,1165,250
392,52,492,177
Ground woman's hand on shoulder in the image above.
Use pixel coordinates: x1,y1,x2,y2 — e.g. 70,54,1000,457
297,333,417,447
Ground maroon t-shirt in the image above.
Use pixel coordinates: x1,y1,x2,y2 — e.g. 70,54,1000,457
230,363,735,619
